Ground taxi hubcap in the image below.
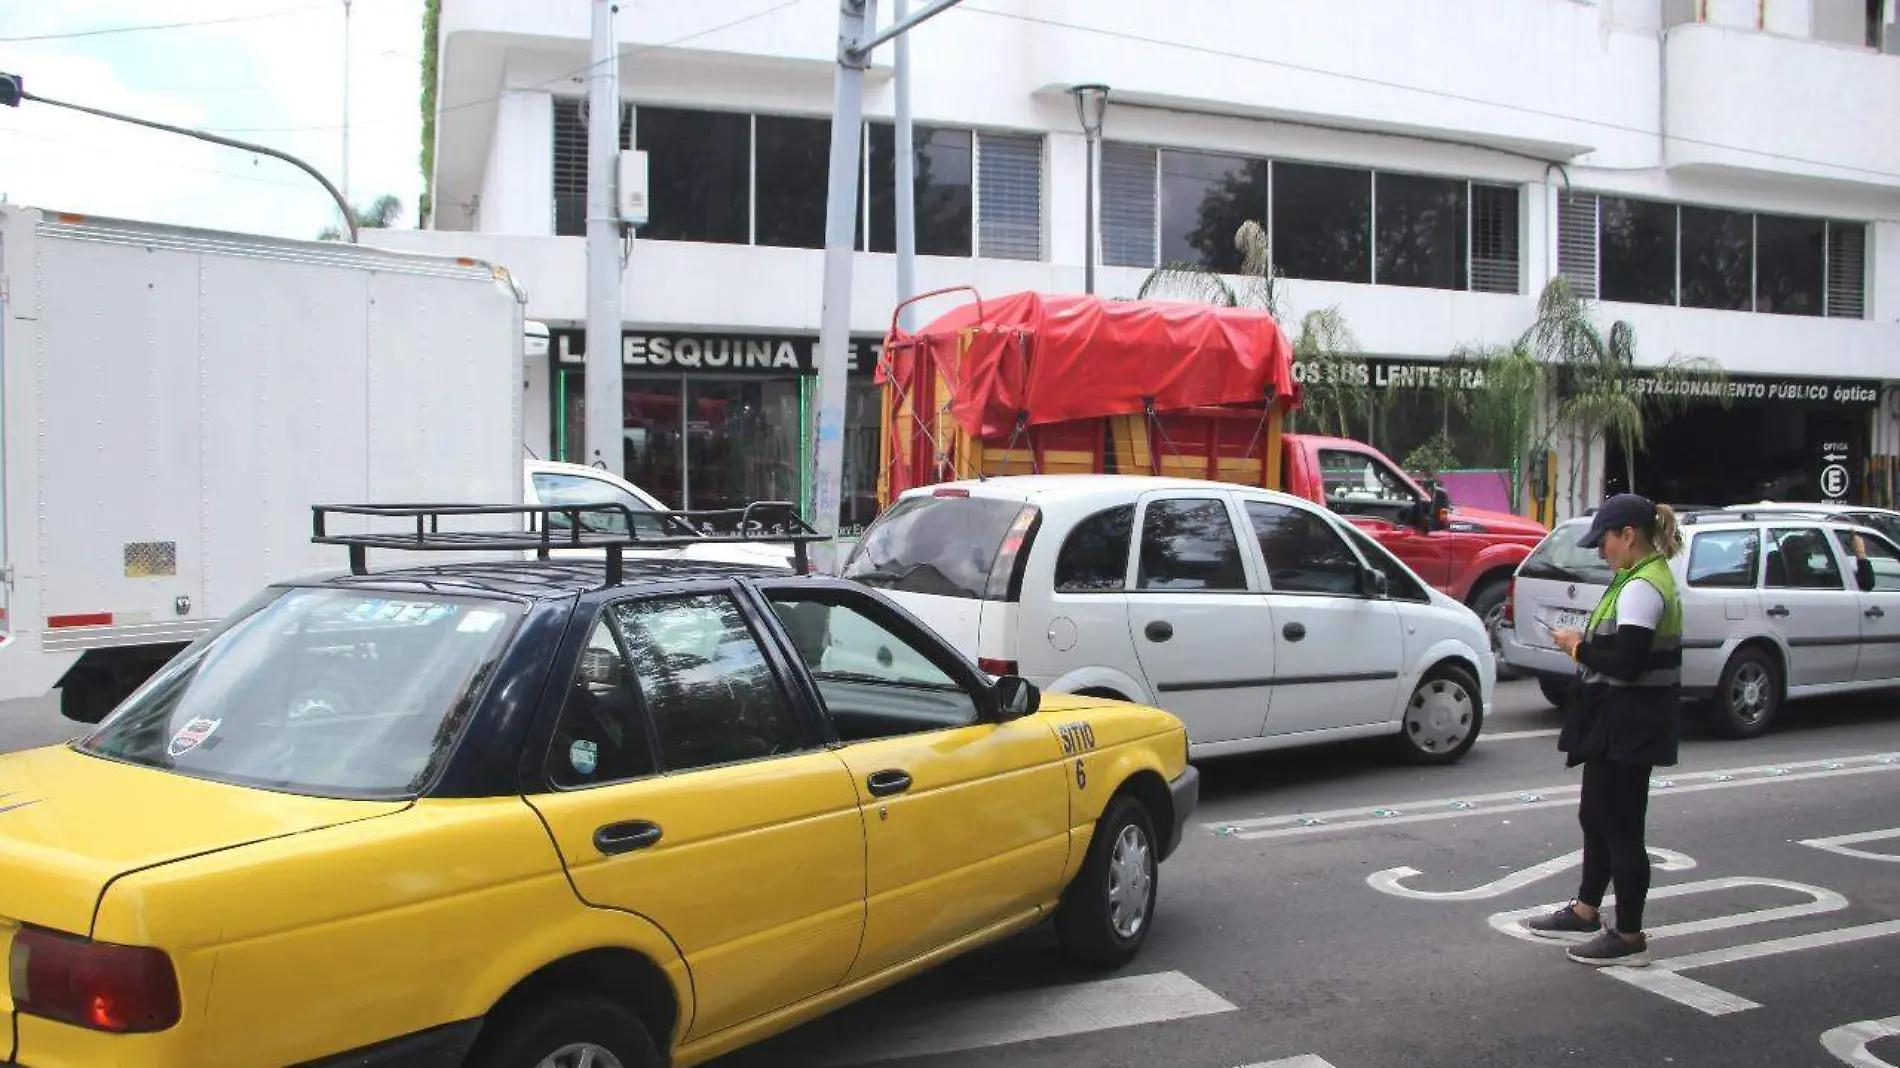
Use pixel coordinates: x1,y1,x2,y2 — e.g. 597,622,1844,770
1406,678,1473,753
1107,823,1153,939
539,1044,624,1068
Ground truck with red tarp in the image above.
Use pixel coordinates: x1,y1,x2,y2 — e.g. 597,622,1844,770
872,289,1546,638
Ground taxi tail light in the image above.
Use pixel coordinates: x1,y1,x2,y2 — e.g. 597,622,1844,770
10,927,181,1033
982,505,1043,602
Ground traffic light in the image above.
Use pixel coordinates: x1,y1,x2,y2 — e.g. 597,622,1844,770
0,73,21,107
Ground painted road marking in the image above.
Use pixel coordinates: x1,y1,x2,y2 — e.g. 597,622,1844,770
1801,826,1900,864
1481,727,1563,742
1488,877,1849,946
1602,920,1900,1017
1241,1058,1343,1068
806,970,1236,1066
1207,752,1900,840
1823,1015,1900,1068
1369,847,1696,901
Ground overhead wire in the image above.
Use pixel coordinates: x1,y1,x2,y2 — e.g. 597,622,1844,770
0,5,328,44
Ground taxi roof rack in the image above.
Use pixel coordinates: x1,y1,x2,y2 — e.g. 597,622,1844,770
311,501,823,583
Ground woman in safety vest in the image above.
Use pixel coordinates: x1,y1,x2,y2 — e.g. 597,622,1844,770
1525,493,1683,967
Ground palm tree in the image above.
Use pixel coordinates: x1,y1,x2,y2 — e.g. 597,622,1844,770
318,194,404,240
1137,219,1281,318
1521,277,1727,513
1290,307,1370,438
1446,339,1549,514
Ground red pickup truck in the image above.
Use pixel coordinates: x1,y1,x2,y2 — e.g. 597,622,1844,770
1279,433,1548,643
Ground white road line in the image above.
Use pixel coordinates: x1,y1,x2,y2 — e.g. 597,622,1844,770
1600,919,1900,1017
1481,727,1563,742
1241,1057,1344,1068
1823,1015,1900,1068
1369,847,1697,902
1800,826,1900,864
805,970,1236,1066
1208,753,1900,841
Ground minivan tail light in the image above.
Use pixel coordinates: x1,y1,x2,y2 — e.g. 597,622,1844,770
978,657,1019,676
983,505,1043,602
10,927,181,1033
1503,582,1516,625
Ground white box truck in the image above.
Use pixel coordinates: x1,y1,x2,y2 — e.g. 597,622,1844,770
0,206,527,721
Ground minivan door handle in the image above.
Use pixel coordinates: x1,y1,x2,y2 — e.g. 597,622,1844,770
1144,620,1174,642
1766,605,1791,618
593,820,663,856
1867,606,1886,619
866,770,913,797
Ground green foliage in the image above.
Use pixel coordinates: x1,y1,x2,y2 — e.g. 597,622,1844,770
317,194,404,240
1402,430,1461,477
1291,307,1368,439
419,0,440,226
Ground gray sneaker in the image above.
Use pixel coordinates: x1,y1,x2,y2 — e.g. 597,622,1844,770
1567,930,1649,967
1522,903,1602,942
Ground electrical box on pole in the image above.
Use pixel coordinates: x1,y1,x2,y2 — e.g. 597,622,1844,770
617,150,649,227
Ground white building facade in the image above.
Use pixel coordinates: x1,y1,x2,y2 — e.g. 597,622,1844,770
370,0,1900,526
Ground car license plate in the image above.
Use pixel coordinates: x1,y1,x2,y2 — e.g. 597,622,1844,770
1549,607,1590,633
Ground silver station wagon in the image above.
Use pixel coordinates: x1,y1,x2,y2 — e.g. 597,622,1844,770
1501,508,1900,738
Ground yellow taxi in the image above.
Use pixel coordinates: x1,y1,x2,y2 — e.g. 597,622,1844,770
0,504,1198,1068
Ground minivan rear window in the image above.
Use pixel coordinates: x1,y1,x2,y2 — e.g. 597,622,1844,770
1518,519,1615,586
844,495,1029,600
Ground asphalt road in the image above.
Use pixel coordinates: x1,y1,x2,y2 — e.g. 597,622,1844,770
4,683,1896,1068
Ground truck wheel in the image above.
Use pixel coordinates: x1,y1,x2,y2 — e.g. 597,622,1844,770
1395,665,1483,765
468,995,660,1068
1537,675,1576,709
1055,795,1158,971
1469,580,1518,680
1706,647,1780,740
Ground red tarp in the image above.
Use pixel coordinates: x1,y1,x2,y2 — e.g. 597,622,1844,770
878,291,1299,440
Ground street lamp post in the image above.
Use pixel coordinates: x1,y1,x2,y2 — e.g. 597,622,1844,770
1070,84,1109,295
341,0,352,210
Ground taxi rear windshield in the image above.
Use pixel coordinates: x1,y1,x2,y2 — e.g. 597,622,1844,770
78,588,522,799
1518,519,1615,586
843,494,1027,600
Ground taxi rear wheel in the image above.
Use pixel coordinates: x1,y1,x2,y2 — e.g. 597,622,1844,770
470,995,660,1068
1055,795,1158,971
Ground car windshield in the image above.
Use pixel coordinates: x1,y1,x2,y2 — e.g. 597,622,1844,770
842,494,1028,599
78,587,523,799
1518,519,1615,585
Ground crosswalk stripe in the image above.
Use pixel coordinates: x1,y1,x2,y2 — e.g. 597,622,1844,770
804,970,1236,1066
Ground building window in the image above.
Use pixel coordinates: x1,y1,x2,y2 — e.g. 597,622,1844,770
634,107,749,245
1755,214,1825,316
552,98,630,237
1678,206,1753,312
754,115,831,250
1101,143,1158,268
1598,196,1678,306
977,133,1043,260
1374,172,1467,291
1559,193,1868,318
1159,150,1261,273
1101,146,1516,293
1273,161,1372,284
868,124,973,256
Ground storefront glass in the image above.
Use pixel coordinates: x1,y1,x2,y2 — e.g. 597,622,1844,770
686,379,801,510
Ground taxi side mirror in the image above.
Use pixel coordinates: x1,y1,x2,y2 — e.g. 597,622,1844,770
996,675,1040,721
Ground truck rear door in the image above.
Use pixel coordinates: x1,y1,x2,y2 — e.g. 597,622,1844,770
36,227,207,649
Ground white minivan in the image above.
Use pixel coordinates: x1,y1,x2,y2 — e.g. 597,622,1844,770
841,475,1497,764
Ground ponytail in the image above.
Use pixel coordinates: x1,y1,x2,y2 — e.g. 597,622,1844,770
1650,503,1684,559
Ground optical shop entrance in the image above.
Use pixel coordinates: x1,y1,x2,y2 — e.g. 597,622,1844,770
549,328,888,535
1603,374,1884,507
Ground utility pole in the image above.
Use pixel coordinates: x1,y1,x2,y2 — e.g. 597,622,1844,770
341,0,352,211
584,0,626,477
893,0,917,334
809,0,966,570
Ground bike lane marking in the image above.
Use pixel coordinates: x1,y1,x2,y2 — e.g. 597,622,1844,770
1602,920,1900,1017
1800,827,1900,865
1822,1015,1900,1068
1368,847,1697,902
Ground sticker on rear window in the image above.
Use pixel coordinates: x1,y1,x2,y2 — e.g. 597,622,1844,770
458,610,503,633
569,739,600,776
167,716,223,758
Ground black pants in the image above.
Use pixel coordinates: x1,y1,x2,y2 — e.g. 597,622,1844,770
1575,760,1654,933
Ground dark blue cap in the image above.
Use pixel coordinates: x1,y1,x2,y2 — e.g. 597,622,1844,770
1578,493,1657,548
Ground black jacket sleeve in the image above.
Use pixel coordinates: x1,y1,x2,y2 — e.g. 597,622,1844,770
1576,625,1657,683
1856,557,1875,592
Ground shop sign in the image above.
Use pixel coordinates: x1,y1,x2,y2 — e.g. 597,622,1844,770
553,328,883,376
1818,440,1855,502
1288,356,1883,409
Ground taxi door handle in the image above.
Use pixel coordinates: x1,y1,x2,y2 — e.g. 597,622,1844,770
867,770,912,797
594,820,663,855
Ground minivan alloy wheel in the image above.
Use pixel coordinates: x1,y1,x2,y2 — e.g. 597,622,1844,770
1729,662,1773,724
